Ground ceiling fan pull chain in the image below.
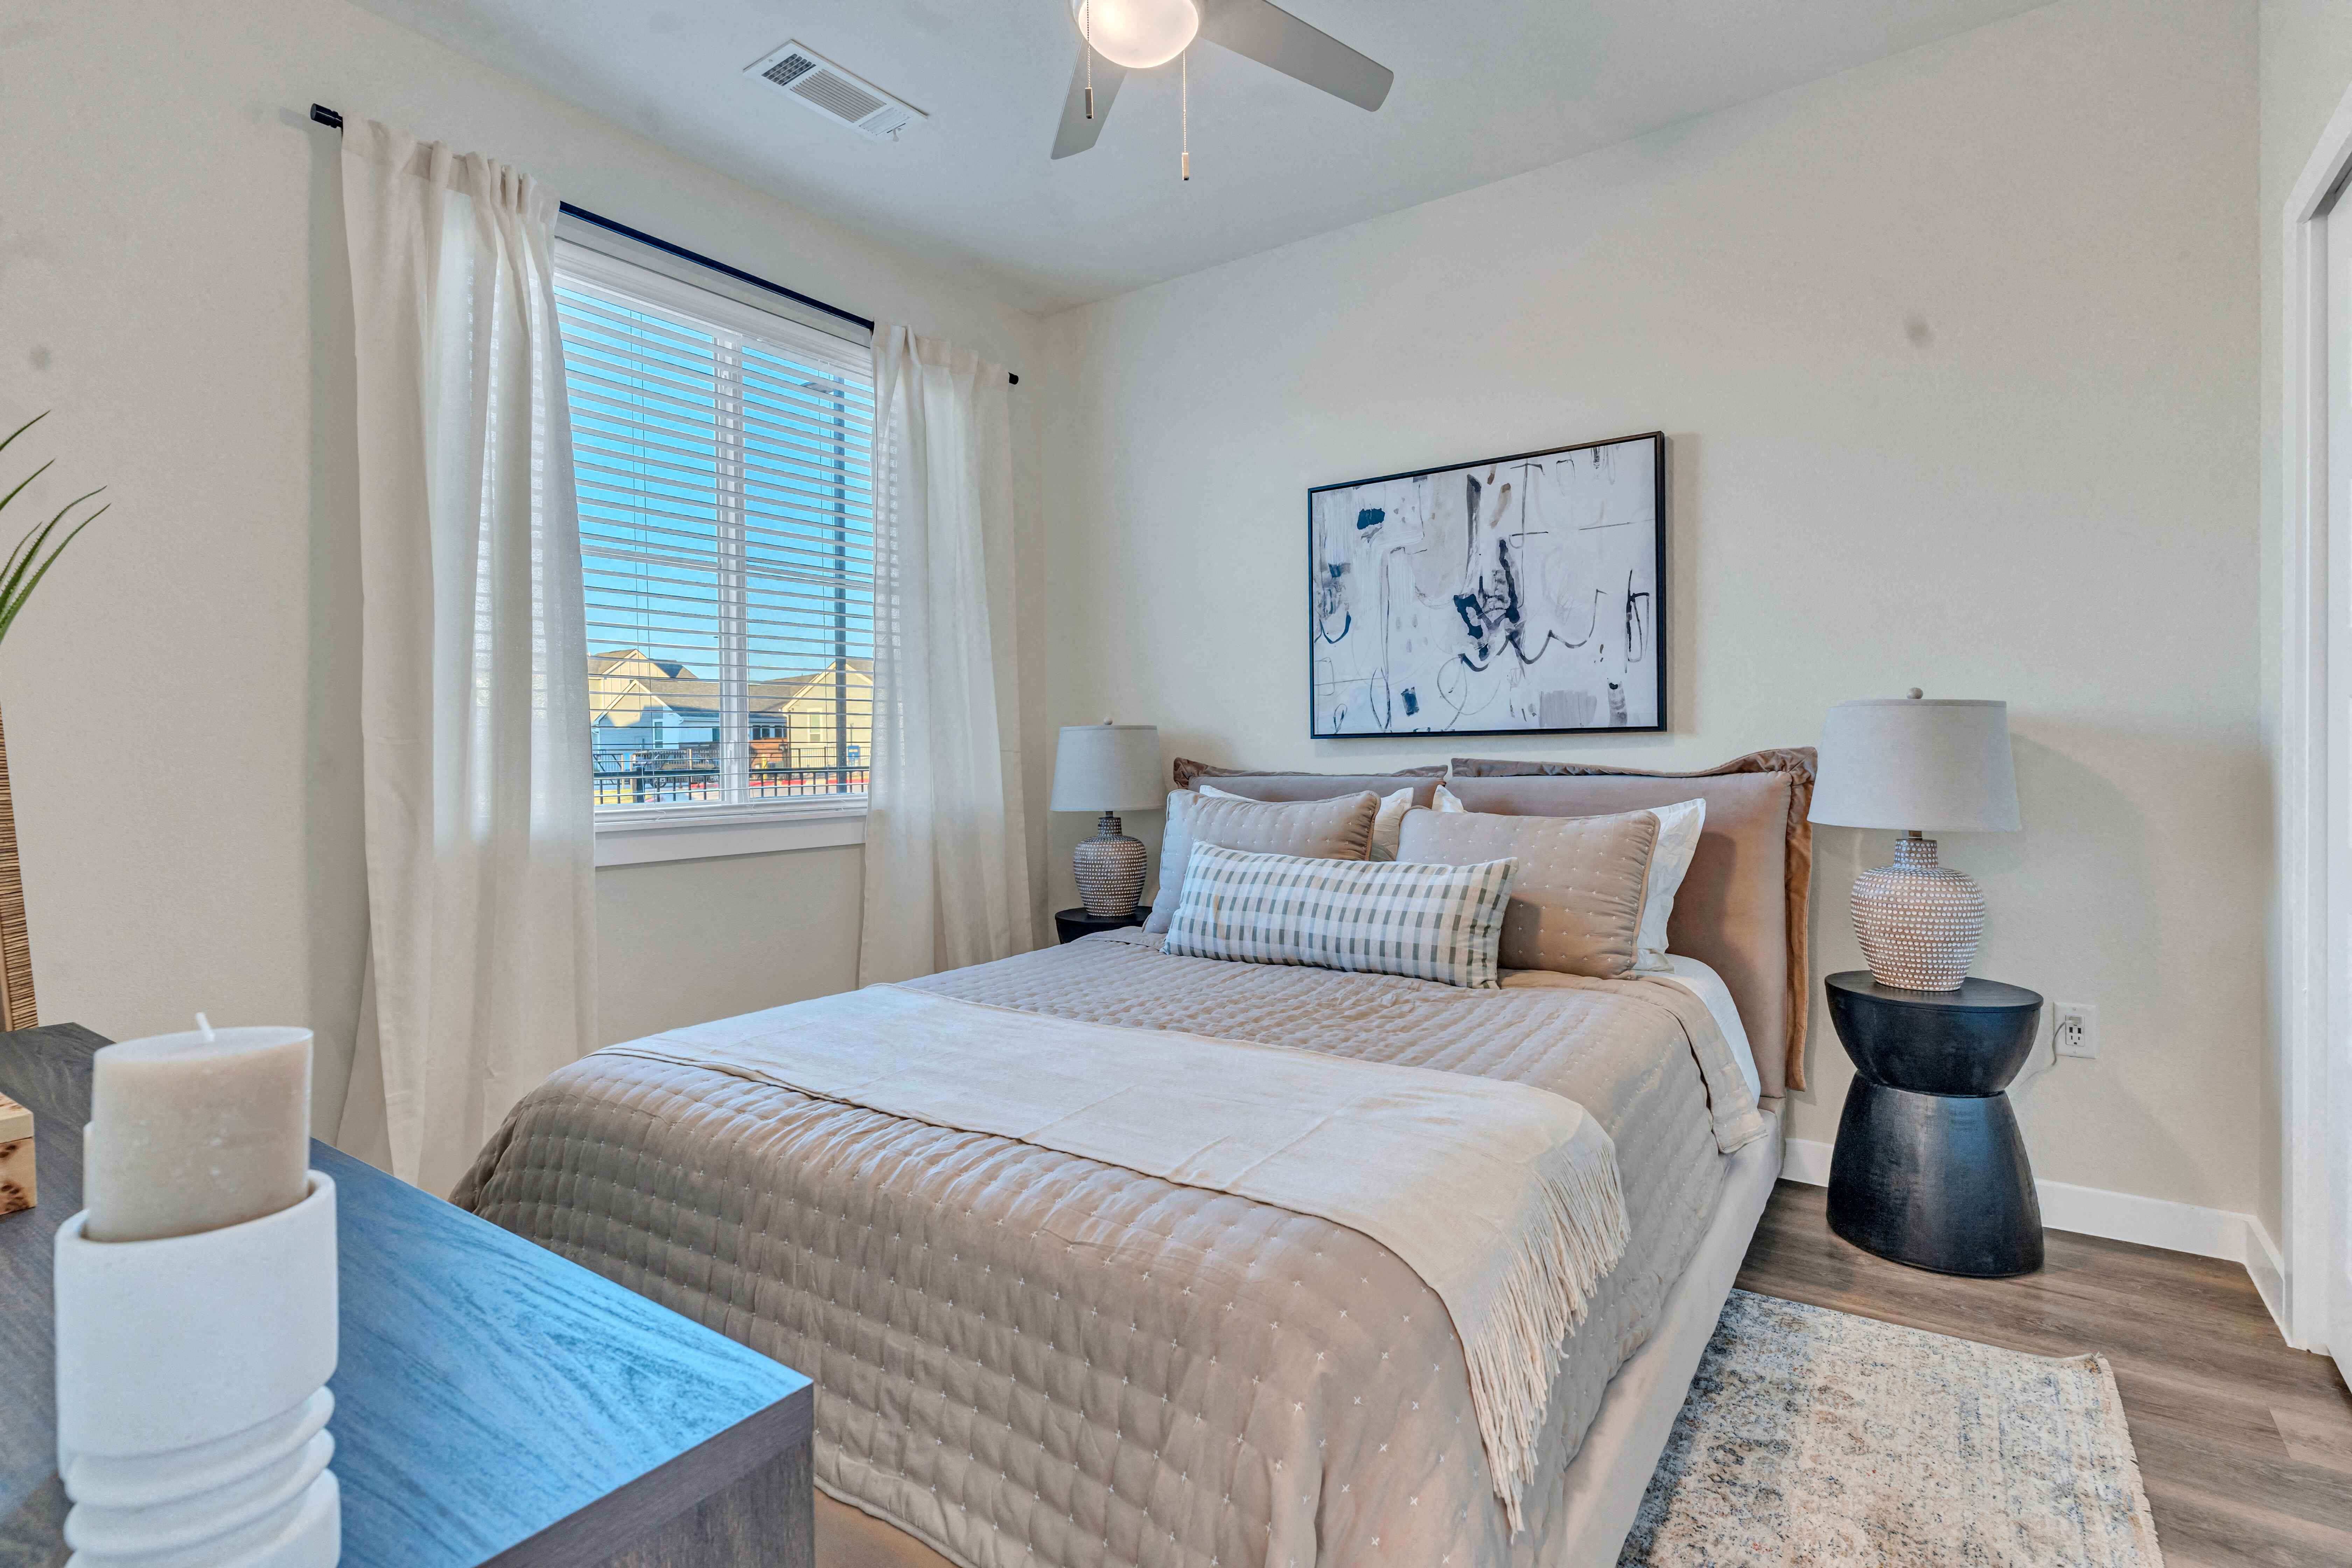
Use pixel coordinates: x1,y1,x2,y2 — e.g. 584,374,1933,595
1181,45,1190,181
1084,1,1094,119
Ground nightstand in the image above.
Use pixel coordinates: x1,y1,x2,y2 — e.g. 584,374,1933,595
1824,971,2046,1278
1054,905,1147,943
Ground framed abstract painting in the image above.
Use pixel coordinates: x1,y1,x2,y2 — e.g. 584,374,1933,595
1308,431,1665,738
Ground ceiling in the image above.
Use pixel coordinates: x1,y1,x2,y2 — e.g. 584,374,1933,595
351,0,2051,313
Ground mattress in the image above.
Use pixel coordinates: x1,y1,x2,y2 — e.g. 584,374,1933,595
456,930,1756,1567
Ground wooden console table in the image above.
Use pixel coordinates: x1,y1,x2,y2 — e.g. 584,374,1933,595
0,1024,814,1567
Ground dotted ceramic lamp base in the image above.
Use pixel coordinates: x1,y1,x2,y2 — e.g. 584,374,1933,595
1851,836,1985,992
1073,814,1146,919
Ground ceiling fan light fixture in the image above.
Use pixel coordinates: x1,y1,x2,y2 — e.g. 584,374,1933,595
1070,0,1199,71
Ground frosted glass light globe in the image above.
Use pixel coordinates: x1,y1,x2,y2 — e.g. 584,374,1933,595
1070,0,1200,70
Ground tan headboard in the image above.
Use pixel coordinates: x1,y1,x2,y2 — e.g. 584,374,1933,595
1448,749,1817,1098
1171,758,1446,795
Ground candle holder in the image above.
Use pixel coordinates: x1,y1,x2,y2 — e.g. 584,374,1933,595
53,1171,341,1567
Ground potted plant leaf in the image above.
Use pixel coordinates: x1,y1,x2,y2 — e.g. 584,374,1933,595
0,413,106,1029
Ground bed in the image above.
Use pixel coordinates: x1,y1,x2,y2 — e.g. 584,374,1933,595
455,751,1814,1567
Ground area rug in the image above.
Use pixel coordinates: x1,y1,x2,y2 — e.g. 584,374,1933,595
1620,1289,2164,1566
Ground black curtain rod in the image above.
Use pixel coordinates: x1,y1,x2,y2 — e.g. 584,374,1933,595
307,104,1018,383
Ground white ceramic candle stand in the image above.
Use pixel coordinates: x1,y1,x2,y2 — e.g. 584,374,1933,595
53,1172,341,1568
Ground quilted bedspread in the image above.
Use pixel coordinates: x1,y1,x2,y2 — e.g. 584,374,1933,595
455,930,1757,1568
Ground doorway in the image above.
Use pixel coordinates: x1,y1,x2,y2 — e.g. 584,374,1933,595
2280,86,2352,1380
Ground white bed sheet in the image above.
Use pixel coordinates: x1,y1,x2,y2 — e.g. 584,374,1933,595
1650,953,1760,1100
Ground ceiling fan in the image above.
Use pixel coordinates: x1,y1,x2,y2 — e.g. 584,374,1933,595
1051,0,1393,164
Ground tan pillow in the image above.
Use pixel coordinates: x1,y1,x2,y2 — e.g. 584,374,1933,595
1440,770,1797,1094
1395,806,1660,977
1144,790,1380,934
1200,782,1416,859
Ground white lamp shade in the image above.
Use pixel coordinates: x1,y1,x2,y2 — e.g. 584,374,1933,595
1050,723,1163,813
1810,698,2021,833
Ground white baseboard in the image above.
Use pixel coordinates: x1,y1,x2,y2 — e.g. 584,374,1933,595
1781,1136,1834,1187
2244,1215,2290,1340
1780,1137,2293,1346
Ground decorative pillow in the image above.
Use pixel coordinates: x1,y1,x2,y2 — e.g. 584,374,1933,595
1395,806,1659,978
1162,844,1518,989
1433,785,1703,972
1144,790,1380,934
1631,798,1706,972
1201,782,1414,860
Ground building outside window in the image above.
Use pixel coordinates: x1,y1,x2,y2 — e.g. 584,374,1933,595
555,241,875,818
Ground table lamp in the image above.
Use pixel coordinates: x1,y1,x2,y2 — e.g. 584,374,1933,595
1050,721,1163,918
1809,691,2021,991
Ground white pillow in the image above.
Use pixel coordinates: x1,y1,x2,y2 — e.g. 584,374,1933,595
1630,798,1705,972
1200,783,1415,860
1434,783,1703,971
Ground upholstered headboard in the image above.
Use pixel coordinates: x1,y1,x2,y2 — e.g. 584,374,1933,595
1170,759,1447,798
1448,750,1817,1097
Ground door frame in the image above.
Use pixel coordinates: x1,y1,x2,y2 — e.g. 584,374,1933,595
2277,80,2352,1359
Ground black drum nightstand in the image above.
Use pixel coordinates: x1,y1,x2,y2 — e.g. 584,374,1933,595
1054,905,1147,944
1825,970,2046,1278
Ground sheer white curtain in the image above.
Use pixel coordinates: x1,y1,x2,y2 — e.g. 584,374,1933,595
335,121,596,1193
859,327,1034,983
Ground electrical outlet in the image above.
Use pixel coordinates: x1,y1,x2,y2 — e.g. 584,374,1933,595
2054,1002,2098,1059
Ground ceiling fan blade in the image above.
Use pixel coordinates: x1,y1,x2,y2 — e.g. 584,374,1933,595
1197,0,1393,112
1051,50,1127,159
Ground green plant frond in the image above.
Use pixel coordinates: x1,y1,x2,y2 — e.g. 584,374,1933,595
0,488,99,617
0,498,104,646
1,484,98,569
0,415,104,651
0,460,56,522
0,524,34,594
0,512,55,605
0,412,49,464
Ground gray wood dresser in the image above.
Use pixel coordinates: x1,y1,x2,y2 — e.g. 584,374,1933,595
0,1024,814,1568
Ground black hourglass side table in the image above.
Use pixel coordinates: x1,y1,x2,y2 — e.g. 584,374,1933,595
1825,970,2046,1277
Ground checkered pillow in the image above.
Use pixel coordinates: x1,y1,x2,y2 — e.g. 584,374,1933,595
1162,842,1520,989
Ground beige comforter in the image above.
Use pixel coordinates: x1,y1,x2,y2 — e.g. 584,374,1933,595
456,931,1762,1567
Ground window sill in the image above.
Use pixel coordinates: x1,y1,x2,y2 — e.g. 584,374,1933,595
593,802,867,868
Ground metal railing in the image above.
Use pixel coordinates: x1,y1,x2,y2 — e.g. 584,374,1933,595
592,765,868,808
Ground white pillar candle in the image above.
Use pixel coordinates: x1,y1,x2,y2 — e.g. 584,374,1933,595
83,1022,312,1243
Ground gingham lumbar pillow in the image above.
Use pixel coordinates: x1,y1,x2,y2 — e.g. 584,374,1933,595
1162,842,1520,989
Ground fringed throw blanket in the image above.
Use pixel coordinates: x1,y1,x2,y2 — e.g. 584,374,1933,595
604,982,1632,1527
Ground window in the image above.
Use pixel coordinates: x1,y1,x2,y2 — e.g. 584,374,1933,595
554,243,875,832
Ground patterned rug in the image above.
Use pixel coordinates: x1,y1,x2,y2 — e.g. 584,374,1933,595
1621,1290,2165,1566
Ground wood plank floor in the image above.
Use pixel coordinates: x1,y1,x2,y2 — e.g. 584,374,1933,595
1737,1181,2352,1568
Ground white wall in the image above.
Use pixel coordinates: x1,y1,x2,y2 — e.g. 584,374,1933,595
0,0,2286,1226
0,0,1047,1136
1038,0,2267,1215
2256,5,2352,1247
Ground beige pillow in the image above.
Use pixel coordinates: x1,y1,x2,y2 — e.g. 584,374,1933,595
1144,790,1380,934
1434,783,1705,972
1201,782,1415,859
1395,805,1660,977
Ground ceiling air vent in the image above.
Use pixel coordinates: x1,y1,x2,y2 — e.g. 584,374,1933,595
744,42,926,142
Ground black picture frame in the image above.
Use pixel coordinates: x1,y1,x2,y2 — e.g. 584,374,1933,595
1307,431,1667,739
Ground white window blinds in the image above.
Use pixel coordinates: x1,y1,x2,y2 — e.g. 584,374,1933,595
554,244,875,814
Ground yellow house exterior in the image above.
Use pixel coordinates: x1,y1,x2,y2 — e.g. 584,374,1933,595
589,648,872,800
